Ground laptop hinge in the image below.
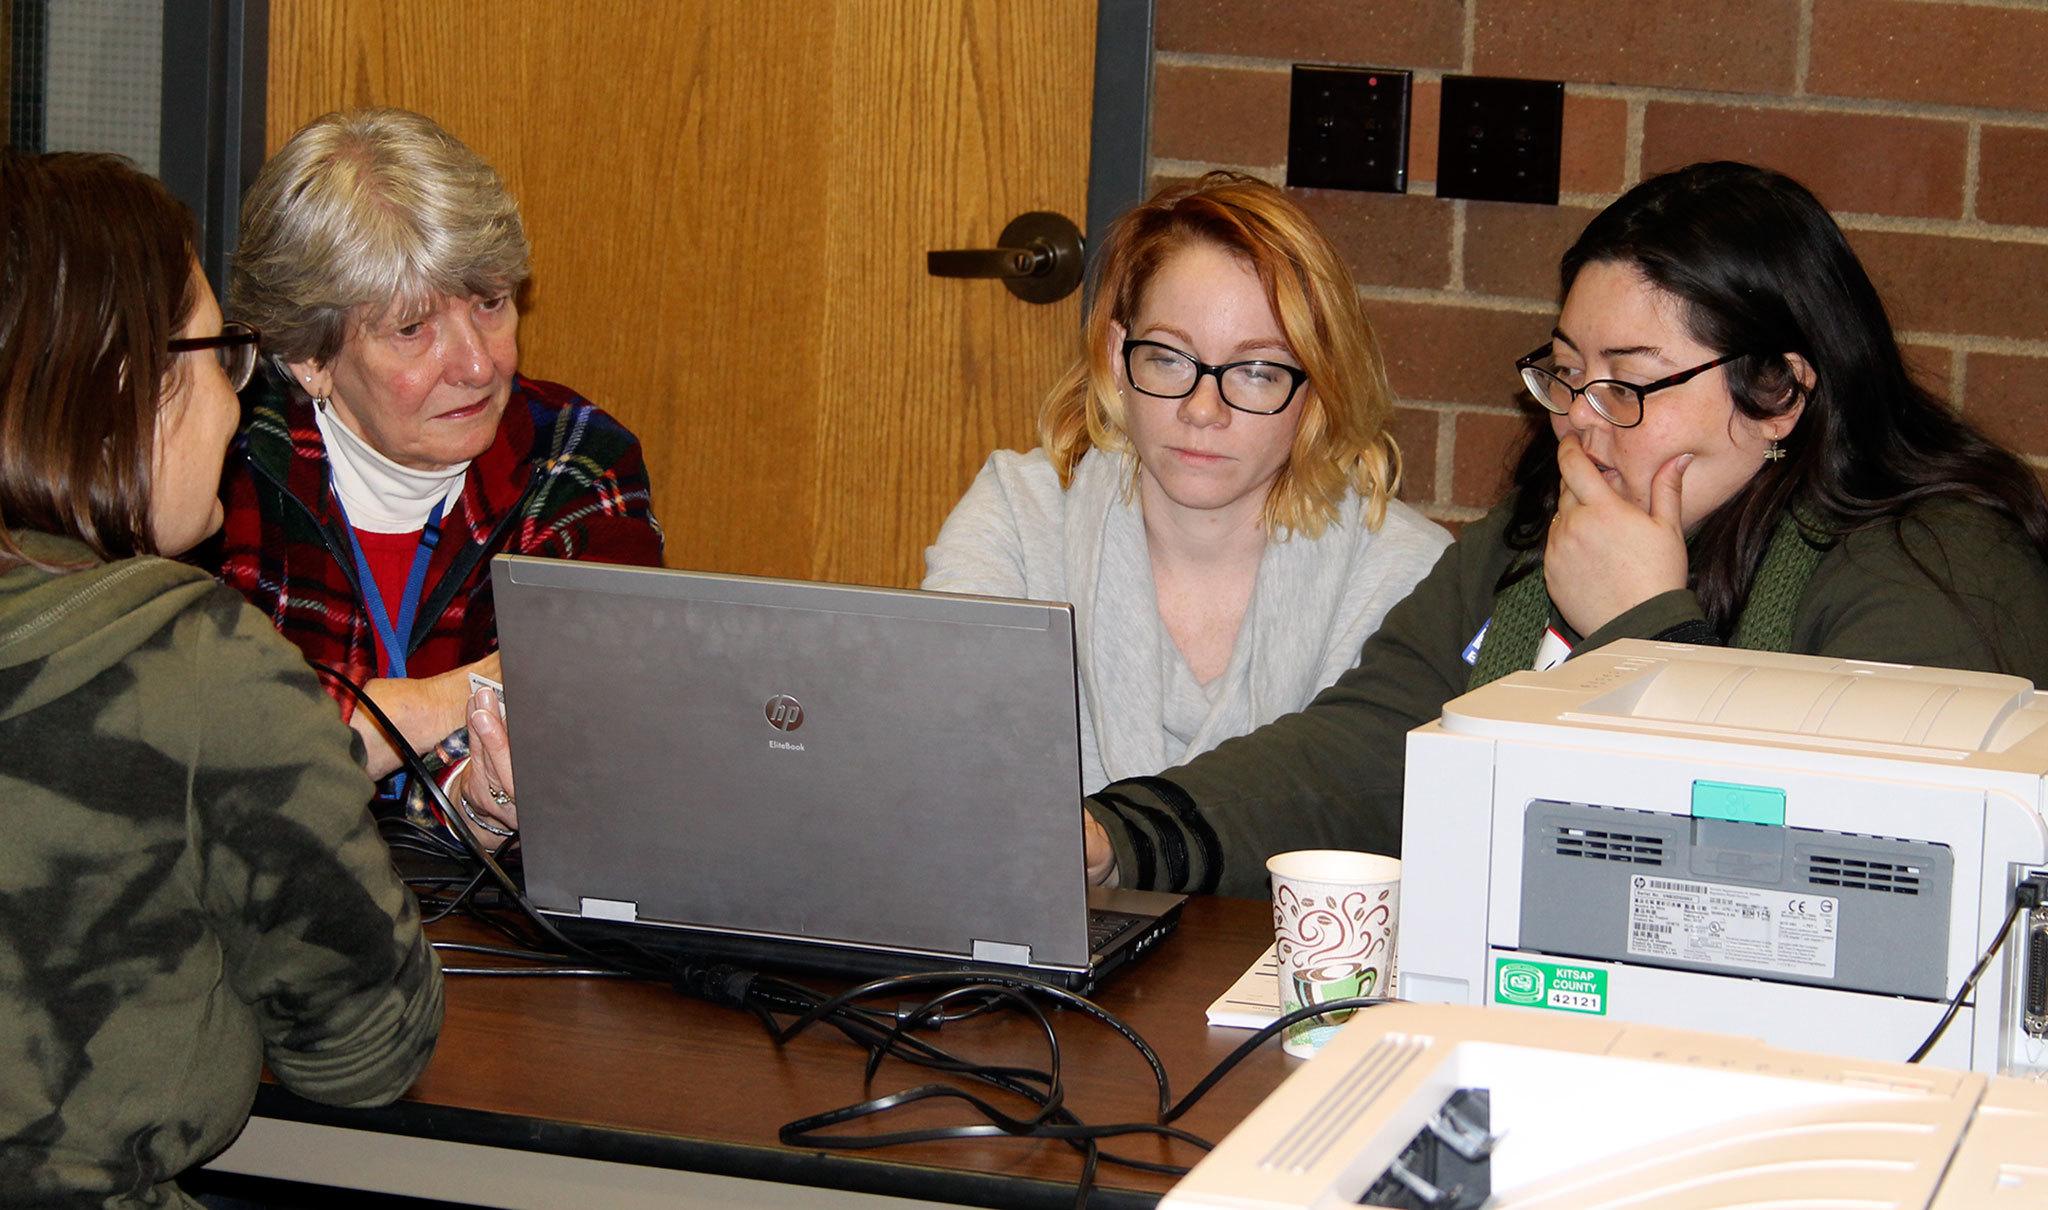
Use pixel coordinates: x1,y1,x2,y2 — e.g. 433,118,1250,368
972,939,1032,966
580,897,639,923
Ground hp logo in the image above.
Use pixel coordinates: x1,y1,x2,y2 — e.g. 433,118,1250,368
765,694,805,731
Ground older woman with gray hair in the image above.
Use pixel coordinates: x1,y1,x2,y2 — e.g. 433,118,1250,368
214,107,661,840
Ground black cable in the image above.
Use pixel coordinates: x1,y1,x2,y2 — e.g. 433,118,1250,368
1165,997,1392,1123
381,832,473,863
765,978,1108,1114
377,814,472,861
309,660,670,983
774,970,1176,1116
776,1031,1206,1210
1909,896,2026,1063
420,864,492,924
763,975,1390,1207
776,977,1207,1188
455,895,559,953
403,876,483,891
439,966,639,978
432,941,586,963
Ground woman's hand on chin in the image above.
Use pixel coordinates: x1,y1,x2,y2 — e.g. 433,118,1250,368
1544,434,1692,637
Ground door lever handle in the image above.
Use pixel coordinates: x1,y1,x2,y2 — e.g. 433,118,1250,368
927,211,1084,304
926,246,1051,279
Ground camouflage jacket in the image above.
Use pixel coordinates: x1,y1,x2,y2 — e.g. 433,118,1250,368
0,532,444,1208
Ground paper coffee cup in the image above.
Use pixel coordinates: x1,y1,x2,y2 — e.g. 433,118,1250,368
1267,849,1400,1060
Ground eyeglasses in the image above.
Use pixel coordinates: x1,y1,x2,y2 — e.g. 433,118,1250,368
1121,339,1308,416
169,321,261,392
1515,343,1744,429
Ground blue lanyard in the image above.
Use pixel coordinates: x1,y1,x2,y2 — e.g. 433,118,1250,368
336,493,446,680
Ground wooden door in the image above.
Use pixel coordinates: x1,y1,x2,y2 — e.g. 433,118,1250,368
266,0,1094,587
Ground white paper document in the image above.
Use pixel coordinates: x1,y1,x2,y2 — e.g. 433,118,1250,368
1204,943,1281,1029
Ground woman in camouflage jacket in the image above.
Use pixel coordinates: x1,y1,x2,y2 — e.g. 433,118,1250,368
0,151,443,1208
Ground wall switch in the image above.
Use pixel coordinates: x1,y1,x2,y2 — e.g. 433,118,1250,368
1287,64,1410,193
1436,75,1564,205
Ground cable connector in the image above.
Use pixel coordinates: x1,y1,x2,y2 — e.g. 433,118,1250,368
2016,873,2048,912
674,962,758,1009
892,1001,949,1030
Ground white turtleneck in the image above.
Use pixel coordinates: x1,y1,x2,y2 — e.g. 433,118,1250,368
314,401,471,533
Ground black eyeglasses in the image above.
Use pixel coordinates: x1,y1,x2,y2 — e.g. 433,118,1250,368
1121,339,1308,416
169,321,261,392
1515,343,1744,429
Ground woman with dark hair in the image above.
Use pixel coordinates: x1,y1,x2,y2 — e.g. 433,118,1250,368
1078,161,2048,897
0,149,441,1206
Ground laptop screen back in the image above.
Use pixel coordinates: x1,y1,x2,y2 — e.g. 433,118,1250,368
492,556,1093,969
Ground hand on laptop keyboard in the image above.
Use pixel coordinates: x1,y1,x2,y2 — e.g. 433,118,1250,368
1084,813,1116,886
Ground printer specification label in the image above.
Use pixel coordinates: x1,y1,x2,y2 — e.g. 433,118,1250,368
1626,875,1838,978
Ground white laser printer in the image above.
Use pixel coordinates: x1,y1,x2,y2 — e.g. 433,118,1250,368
1398,639,2048,1074
1160,1000,2048,1210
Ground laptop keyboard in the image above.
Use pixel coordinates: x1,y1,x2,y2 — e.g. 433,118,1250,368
1087,909,1147,954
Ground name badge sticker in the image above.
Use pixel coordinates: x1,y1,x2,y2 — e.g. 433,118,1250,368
1462,618,1491,666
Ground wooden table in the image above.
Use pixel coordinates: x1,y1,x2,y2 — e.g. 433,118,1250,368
206,897,1293,1209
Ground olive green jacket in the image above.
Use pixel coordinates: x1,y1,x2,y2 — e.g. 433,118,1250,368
0,533,442,1208
1088,500,2048,898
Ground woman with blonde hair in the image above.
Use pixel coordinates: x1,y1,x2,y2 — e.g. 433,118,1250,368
925,172,1448,802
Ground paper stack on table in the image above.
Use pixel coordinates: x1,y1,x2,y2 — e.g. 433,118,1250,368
1204,944,1281,1029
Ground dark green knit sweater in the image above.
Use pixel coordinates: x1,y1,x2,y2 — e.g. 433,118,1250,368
1089,499,2048,898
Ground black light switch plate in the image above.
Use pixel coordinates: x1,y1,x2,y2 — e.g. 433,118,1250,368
1287,64,1410,193
1436,75,1564,205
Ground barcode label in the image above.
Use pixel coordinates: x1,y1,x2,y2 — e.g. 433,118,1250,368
1626,874,1838,978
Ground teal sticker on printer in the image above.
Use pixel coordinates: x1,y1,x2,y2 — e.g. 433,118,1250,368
1494,957,1608,1015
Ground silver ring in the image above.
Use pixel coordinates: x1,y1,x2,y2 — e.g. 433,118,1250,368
459,793,516,839
487,785,512,807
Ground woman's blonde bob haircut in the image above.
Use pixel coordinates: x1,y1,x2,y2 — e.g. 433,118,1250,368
231,107,530,367
1042,171,1401,537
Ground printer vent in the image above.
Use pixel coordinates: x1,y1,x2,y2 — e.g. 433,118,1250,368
1805,853,1921,895
1554,825,1666,865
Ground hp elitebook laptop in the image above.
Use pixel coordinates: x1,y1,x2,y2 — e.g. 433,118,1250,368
491,554,1185,992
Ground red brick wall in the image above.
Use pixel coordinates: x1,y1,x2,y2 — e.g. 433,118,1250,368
1153,0,2048,524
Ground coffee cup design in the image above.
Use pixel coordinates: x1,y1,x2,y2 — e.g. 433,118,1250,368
1292,961,1374,1019
1284,960,1377,1048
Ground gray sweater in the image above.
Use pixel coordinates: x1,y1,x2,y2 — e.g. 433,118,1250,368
924,448,1450,792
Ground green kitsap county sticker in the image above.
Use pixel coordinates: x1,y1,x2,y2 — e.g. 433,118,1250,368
1493,957,1609,1015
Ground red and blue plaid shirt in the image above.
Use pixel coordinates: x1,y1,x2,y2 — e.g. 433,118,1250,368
210,369,664,720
